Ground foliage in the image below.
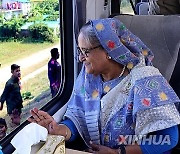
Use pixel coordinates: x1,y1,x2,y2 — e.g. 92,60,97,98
27,10,43,22
0,0,59,42
121,0,131,7
28,23,56,42
43,12,59,21
22,91,34,100
31,0,59,15
0,15,25,41
22,70,50,102
0,14,4,24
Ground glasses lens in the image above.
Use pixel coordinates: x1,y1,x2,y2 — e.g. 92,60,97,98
75,47,81,62
77,47,82,55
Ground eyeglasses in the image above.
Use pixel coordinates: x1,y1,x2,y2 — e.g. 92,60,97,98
77,45,101,57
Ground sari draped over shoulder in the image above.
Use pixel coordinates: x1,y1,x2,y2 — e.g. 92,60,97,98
64,61,180,148
64,18,180,148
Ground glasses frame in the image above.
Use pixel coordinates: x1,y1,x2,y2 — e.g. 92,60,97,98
77,45,101,57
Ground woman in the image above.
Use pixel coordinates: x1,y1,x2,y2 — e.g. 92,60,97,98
28,18,180,154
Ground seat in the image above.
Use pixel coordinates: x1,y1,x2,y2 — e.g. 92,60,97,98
135,2,149,15
115,15,180,82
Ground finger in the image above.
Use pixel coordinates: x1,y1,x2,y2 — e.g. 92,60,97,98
38,111,54,120
38,115,45,120
30,109,39,117
33,107,39,113
29,110,41,122
27,117,37,123
31,109,47,120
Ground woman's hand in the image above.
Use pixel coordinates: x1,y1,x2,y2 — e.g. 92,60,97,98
89,141,117,154
28,108,54,130
28,108,70,138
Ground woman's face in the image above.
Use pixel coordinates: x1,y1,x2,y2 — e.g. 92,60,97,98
78,33,109,76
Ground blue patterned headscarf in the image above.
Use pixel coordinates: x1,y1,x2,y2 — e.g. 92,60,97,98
90,18,154,68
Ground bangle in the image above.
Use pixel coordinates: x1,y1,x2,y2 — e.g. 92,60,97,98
118,145,126,154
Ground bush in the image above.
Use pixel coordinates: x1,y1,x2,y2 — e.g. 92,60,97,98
22,91,34,100
28,23,56,42
43,15,59,21
0,16,25,41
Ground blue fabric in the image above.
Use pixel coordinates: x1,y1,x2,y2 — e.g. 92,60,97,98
128,75,180,115
140,126,178,154
65,64,180,148
64,18,180,149
91,18,154,68
60,119,79,142
0,146,3,154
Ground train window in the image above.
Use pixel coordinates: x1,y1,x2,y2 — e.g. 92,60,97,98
120,0,135,15
1,0,180,154
0,0,60,139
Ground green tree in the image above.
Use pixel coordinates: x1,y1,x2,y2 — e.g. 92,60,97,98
31,0,59,15
28,23,56,42
0,15,25,40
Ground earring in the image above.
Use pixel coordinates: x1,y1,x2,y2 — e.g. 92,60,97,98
107,56,112,60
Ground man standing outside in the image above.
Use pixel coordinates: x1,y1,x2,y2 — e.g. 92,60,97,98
0,64,23,125
48,48,61,97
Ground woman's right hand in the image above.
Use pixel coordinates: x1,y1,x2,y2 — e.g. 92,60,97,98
28,108,54,130
28,108,70,138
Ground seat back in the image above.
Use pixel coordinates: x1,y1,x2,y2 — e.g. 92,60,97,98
115,15,180,82
136,2,149,15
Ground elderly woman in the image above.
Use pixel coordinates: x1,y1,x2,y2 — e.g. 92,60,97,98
28,18,180,154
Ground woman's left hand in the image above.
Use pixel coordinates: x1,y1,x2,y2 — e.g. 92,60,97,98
89,141,117,154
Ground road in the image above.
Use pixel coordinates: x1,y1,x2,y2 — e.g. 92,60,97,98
0,44,60,94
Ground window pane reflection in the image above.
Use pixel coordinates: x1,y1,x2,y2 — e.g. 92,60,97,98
0,0,60,139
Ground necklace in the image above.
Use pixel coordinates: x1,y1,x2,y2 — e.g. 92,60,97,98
119,65,126,78
102,65,126,82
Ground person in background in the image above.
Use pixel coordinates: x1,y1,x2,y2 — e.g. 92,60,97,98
29,18,180,154
0,64,23,125
148,0,180,15
48,48,61,97
0,118,7,140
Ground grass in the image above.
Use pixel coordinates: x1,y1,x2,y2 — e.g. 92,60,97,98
22,70,49,98
21,59,48,77
0,41,58,67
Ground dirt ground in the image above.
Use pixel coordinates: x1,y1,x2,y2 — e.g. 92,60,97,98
3,89,51,134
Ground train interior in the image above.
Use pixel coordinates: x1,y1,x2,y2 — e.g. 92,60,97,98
0,0,180,153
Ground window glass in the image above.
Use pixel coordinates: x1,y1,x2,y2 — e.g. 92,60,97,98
0,0,60,139
120,0,135,15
